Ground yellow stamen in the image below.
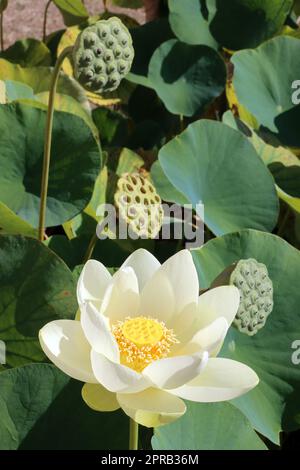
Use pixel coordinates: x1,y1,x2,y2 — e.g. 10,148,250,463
112,316,179,372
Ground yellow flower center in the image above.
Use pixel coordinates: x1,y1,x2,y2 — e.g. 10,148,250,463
112,316,178,372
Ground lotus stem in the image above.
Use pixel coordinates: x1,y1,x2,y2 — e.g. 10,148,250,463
38,46,73,242
129,419,139,450
83,232,98,263
43,0,52,42
179,114,184,133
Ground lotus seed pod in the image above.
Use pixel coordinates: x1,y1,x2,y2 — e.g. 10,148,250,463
231,259,273,336
211,258,274,336
73,17,134,94
115,173,164,239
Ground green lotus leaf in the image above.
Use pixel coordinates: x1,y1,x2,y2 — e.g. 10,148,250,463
36,92,98,140
0,202,37,237
232,36,300,146
0,235,77,370
0,364,128,449
53,0,88,27
152,401,267,450
168,0,217,48
0,38,51,67
92,107,128,148
0,103,101,228
0,58,89,109
152,119,279,235
128,18,174,87
148,39,226,116
2,79,36,102
208,0,293,50
223,110,300,212
192,229,300,443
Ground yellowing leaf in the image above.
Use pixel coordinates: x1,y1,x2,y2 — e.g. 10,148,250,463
226,79,258,129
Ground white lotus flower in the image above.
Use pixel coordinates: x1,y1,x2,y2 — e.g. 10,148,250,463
39,249,259,427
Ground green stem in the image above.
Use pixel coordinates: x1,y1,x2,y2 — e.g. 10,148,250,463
0,12,4,51
38,46,73,242
129,419,139,450
83,232,98,263
43,0,52,42
179,114,184,133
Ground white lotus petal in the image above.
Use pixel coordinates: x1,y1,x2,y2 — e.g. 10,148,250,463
169,358,259,402
169,302,199,343
77,260,111,306
82,383,120,412
138,270,175,323
177,317,229,357
101,267,140,322
158,250,199,313
121,248,161,290
143,351,208,389
91,350,150,393
117,388,186,428
39,320,97,383
198,286,240,328
80,302,119,362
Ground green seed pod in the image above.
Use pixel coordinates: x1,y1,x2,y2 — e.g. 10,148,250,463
115,173,164,239
211,258,274,336
73,17,134,94
113,45,123,58
94,59,106,74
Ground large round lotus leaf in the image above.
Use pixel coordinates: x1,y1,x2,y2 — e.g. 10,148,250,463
128,18,174,87
0,77,97,139
0,364,128,450
192,229,300,444
0,58,89,109
0,235,77,370
168,0,217,48
208,0,293,50
223,110,300,212
0,39,51,67
232,36,300,145
148,39,226,116
36,92,99,140
153,119,279,236
152,401,267,450
0,103,101,228
0,80,98,139
151,160,189,206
